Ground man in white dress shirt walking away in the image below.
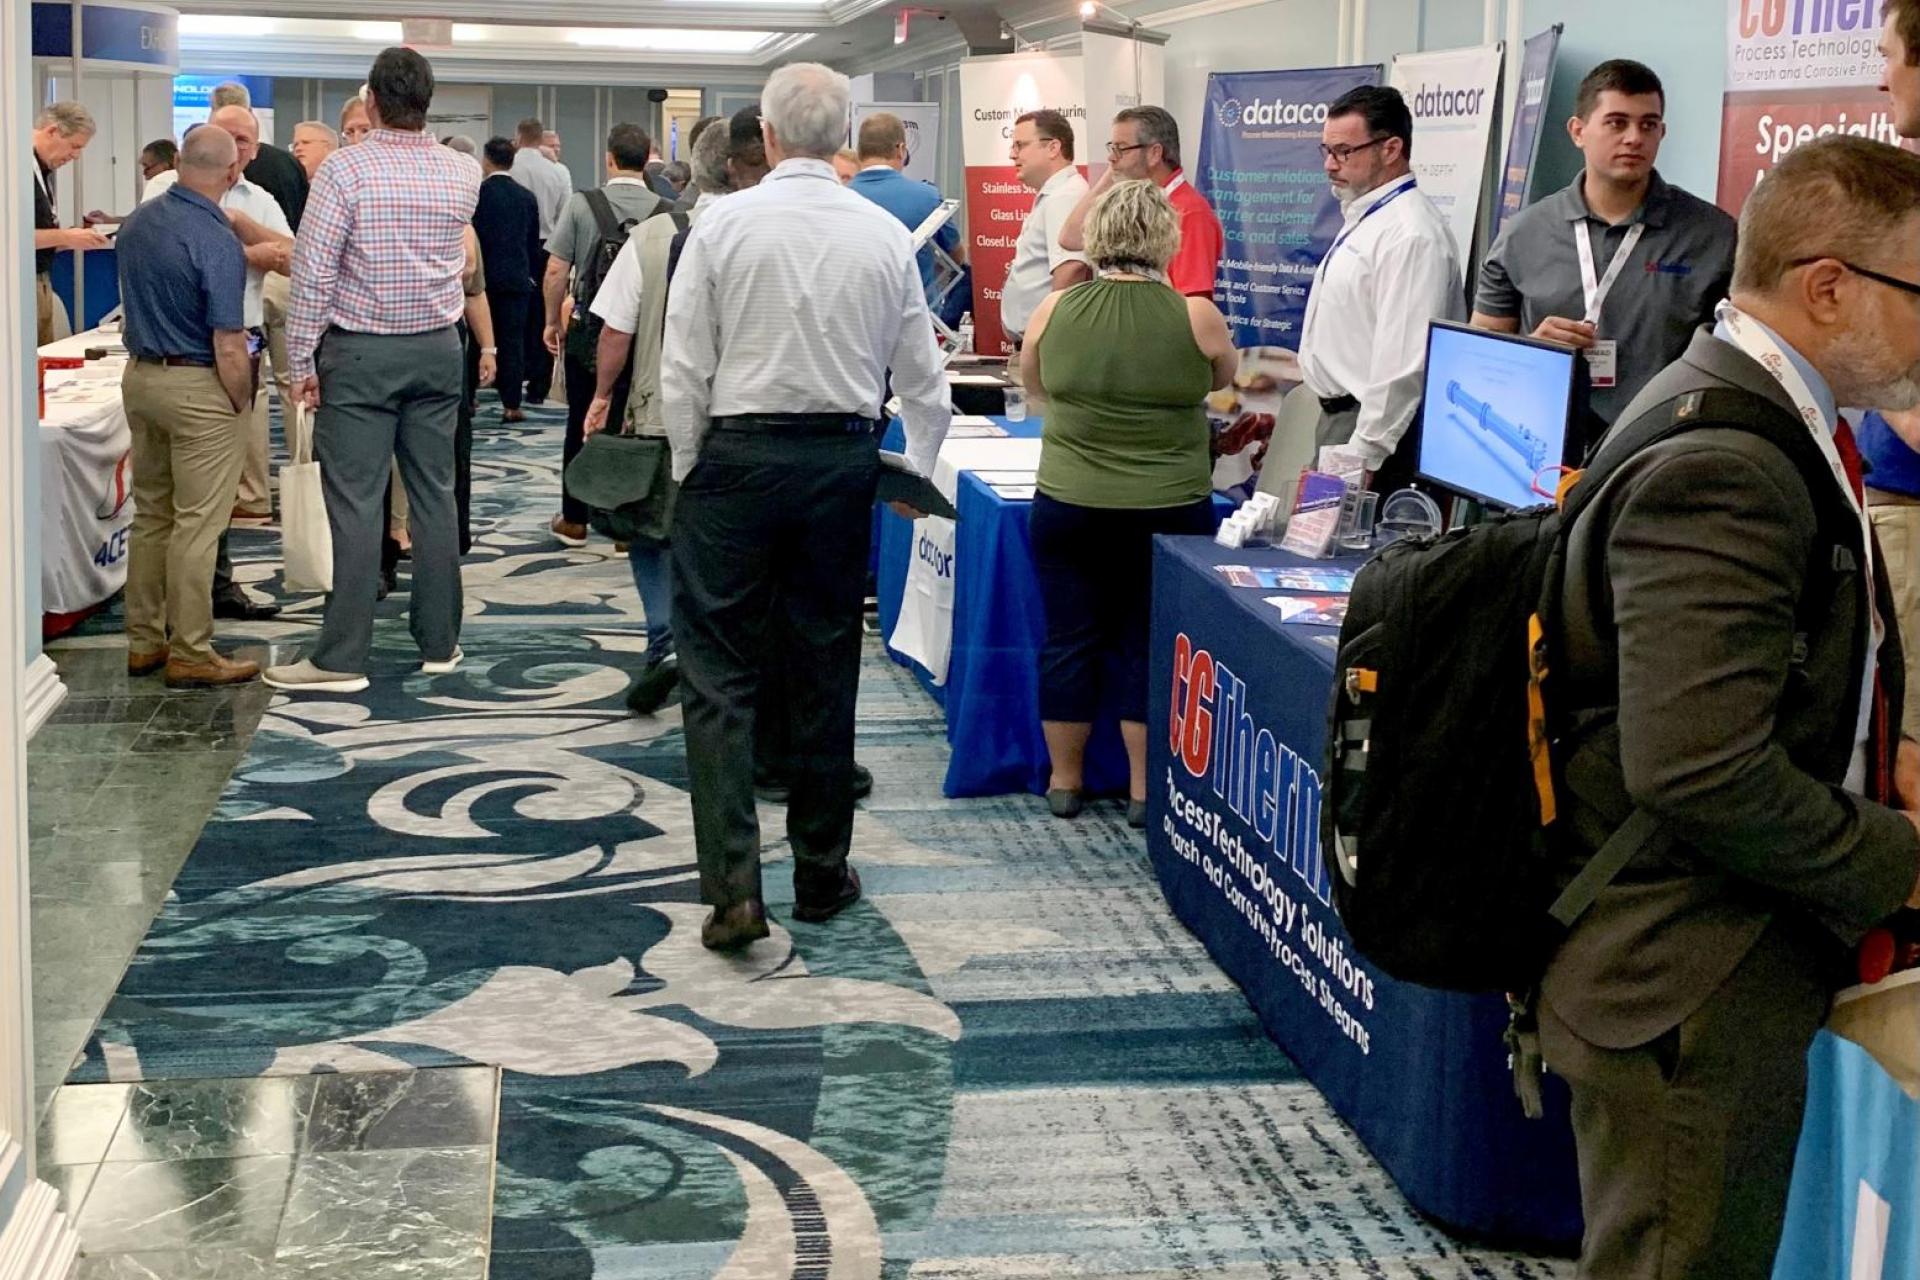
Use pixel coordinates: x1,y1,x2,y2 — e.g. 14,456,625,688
662,61,951,952
1297,85,1462,493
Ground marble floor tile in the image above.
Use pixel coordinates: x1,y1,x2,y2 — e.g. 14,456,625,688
303,1068,499,1154
74,1153,296,1254
48,693,166,727
270,1230,490,1279
38,1082,131,1166
36,1019,98,1102
108,1076,317,1164
29,723,148,759
31,856,177,906
278,1147,493,1251
75,1246,277,1279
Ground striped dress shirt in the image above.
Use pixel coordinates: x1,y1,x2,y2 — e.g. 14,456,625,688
661,158,951,481
287,128,481,381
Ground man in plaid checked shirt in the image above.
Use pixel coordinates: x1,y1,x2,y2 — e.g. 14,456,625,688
267,46,482,695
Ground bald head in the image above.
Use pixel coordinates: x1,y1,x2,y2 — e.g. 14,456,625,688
208,104,261,169
178,126,240,200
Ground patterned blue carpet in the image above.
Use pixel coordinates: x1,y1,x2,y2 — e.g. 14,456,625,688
72,396,1570,1277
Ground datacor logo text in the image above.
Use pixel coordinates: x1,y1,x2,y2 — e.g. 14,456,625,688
917,532,953,579
1216,96,1329,129
1409,82,1486,119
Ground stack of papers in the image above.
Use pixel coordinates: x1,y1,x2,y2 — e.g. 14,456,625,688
1215,565,1355,592
1265,595,1348,626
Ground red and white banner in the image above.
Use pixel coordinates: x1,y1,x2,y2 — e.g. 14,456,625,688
1718,0,1905,213
959,52,1086,357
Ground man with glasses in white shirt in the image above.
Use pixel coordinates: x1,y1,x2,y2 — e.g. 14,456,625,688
1297,84,1462,492
1000,109,1092,362
662,61,950,952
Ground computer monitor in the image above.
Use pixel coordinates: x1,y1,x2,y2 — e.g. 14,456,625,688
1416,321,1578,510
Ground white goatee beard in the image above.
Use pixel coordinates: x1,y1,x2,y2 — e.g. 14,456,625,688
1827,323,1920,413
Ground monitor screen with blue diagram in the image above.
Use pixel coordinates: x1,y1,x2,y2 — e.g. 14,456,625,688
1417,322,1577,509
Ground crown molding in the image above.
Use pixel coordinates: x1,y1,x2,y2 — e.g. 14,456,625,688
180,32,817,81
174,0,837,31
837,29,966,74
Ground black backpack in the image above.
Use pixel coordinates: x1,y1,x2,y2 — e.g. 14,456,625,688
1322,382,1858,997
566,191,685,373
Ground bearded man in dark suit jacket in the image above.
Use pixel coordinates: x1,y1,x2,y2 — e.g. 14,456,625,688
1542,134,1920,1279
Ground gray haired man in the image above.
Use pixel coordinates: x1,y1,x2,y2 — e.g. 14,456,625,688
660,62,950,950
31,102,107,344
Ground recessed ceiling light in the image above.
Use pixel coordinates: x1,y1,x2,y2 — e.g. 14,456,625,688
179,15,273,35
351,21,403,41
565,28,774,52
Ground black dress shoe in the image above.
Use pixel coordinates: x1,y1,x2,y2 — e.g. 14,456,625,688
791,865,862,924
625,652,679,715
212,596,282,621
754,763,873,805
701,899,771,951
377,566,398,602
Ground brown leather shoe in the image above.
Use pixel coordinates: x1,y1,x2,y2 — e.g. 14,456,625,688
791,865,862,924
701,899,771,952
550,515,588,548
163,654,262,689
502,408,526,424
127,647,169,676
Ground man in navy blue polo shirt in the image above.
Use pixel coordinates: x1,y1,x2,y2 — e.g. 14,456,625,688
116,126,260,689
846,112,964,304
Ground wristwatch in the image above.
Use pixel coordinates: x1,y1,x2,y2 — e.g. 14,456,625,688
480,346,498,355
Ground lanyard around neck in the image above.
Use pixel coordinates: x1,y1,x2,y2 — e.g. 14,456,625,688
1714,301,1858,519
1326,177,1415,261
1574,221,1645,327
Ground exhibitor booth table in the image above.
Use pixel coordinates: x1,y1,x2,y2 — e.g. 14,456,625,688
877,413,1135,799
1145,534,1584,1243
38,328,134,637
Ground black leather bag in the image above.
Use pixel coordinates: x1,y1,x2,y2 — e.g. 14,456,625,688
564,432,677,546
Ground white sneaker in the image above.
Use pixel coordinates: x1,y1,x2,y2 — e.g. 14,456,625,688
420,647,464,675
263,659,369,693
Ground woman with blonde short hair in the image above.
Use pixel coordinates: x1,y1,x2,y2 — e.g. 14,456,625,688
339,96,372,146
1020,179,1239,826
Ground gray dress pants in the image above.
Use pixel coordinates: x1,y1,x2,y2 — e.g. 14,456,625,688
310,326,464,673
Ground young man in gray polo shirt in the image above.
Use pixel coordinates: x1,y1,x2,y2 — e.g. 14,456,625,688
1471,59,1735,447
540,122,667,547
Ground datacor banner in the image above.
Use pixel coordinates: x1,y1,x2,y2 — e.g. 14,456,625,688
1195,64,1381,352
1488,25,1562,241
1774,1031,1920,1279
958,52,1087,357
854,101,944,186
1717,0,1907,213
1081,28,1167,184
1389,43,1505,271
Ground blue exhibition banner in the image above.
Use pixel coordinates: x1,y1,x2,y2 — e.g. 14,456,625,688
1196,64,1381,351
1774,1031,1920,1278
32,2,178,71
1488,25,1562,241
173,73,274,110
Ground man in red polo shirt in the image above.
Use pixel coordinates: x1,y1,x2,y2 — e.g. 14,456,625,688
1060,105,1223,298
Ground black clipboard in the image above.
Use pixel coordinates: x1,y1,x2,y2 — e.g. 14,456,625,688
878,451,957,520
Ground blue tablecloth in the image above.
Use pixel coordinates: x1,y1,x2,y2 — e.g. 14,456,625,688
875,414,1133,797
1145,535,1583,1244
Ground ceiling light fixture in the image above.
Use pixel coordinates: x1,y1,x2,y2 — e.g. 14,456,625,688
350,21,404,41
564,27,776,52
180,14,273,35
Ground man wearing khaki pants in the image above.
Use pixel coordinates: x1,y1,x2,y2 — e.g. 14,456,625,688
114,128,261,688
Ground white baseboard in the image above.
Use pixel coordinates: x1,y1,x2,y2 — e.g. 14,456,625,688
20,657,64,742
0,1129,77,1280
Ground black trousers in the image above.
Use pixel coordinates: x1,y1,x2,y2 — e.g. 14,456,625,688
1029,491,1217,724
561,343,630,525
671,424,879,909
456,321,476,554
522,253,553,404
1539,918,1836,1280
484,288,530,412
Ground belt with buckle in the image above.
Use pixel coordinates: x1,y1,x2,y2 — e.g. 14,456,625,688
134,354,215,368
712,413,880,436
1319,394,1360,416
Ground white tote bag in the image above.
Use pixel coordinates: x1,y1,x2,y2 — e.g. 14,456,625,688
887,514,958,685
280,402,333,594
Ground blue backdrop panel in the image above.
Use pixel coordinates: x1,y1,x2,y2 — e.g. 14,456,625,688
1144,534,1582,1244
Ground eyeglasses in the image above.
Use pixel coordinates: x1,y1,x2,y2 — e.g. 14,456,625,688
1105,141,1150,159
1791,257,1920,298
1010,137,1056,154
1319,136,1388,163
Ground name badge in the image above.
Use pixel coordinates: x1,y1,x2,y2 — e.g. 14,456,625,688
1585,340,1618,389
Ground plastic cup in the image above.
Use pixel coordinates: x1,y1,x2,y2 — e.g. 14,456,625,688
1004,387,1027,422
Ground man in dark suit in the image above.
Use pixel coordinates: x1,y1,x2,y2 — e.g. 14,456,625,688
1544,135,1920,1279
473,136,542,423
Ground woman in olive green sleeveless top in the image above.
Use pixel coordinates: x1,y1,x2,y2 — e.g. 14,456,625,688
1020,180,1238,826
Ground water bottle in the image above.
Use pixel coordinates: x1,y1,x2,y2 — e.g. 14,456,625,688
957,312,974,355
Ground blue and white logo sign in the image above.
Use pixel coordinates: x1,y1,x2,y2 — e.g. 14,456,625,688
32,1,179,72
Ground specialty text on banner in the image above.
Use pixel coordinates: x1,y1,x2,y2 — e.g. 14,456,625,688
1389,43,1505,272
1195,64,1382,353
1488,25,1562,242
